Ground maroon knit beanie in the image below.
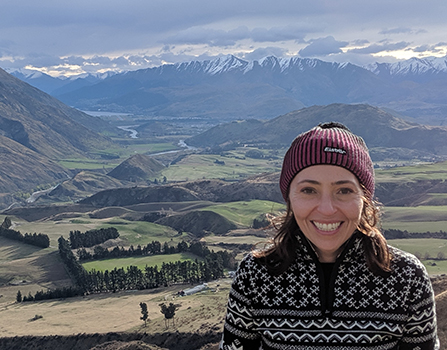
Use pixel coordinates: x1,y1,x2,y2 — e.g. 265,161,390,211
279,122,374,201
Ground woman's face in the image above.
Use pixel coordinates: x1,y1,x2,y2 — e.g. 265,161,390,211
288,165,364,262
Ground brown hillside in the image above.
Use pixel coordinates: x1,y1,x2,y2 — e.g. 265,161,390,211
0,68,125,201
108,154,165,182
0,135,69,193
436,290,447,348
42,171,130,203
0,68,118,159
0,331,221,350
80,175,282,208
155,210,237,236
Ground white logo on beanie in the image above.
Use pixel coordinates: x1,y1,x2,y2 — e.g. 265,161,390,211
324,146,347,155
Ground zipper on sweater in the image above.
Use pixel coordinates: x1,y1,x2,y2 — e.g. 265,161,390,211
316,260,336,316
305,232,360,317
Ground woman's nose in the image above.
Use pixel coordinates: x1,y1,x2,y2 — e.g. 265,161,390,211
317,193,337,215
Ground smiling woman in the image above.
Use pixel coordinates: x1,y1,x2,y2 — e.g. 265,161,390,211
220,122,439,350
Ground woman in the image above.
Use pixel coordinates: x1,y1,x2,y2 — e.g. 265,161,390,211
220,122,438,349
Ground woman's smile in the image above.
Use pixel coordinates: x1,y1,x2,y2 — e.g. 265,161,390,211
312,221,342,233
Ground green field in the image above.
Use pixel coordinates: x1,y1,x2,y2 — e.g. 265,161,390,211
82,252,201,272
127,142,180,154
382,205,447,232
388,238,447,257
162,153,281,182
5,216,183,248
376,160,447,182
201,200,285,226
58,159,118,171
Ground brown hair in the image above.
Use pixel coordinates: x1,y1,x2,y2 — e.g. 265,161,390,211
254,191,391,276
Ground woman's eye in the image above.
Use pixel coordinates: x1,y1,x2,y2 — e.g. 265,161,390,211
338,187,354,195
301,187,316,194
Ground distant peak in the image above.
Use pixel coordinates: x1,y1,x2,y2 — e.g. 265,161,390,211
365,56,447,76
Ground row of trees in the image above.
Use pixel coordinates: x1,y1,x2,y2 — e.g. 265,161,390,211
383,228,447,240
69,227,120,249
76,239,236,270
83,256,225,293
17,286,83,303
0,217,50,248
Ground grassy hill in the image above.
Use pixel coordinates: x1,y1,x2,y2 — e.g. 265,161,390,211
186,104,447,162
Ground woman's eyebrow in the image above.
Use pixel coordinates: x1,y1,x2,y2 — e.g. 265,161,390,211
296,179,357,186
333,180,357,186
295,179,320,185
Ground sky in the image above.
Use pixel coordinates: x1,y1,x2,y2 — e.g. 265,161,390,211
1,0,447,77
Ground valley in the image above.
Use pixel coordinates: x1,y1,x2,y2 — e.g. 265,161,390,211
2,66,447,348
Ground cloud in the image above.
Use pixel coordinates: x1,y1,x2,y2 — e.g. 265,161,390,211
163,26,249,46
1,0,447,76
411,42,447,54
379,27,413,35
163,24,313,47
299,36,349,57
348,41,411,54
250,25,312,43
238,47,289,61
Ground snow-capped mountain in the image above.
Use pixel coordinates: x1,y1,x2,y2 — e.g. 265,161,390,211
6,54,447,125
166,54,352,76
6,68,118,95
366,56,447,77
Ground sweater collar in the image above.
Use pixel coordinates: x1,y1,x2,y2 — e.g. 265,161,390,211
295,229,364,263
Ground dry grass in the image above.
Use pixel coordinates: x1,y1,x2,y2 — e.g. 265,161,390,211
0,280,230,337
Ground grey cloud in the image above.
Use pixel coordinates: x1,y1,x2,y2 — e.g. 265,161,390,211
412,42,447,53
379,27,413,35
299,36,349,57
352,39,370,46
163,25,311,46
348,41,411,54
250,25,312,43
239,47,289,61
163,26,249,46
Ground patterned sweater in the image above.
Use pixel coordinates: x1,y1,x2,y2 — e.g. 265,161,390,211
220,231,439,350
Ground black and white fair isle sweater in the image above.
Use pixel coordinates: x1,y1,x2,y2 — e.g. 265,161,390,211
220,231,439,350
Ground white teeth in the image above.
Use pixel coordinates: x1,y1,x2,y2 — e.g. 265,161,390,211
313,221,341,231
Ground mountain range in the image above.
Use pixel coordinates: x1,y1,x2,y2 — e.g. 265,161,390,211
8,55,447,125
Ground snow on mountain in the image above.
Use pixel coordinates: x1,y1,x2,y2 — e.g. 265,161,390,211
366,56,447,76
169,54,348,76
5,68,50,80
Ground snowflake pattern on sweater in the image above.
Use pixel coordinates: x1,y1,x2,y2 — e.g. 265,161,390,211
220,231,438,350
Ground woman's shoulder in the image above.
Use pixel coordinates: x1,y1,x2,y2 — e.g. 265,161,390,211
388,245,429,278
237,252,267,273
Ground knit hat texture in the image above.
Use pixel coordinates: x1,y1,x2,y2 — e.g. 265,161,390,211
279,122,374,201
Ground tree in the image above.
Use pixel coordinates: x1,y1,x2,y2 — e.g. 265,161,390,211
140,302,149,326
1,217,12,229
16,290,22,303
159,302,178,328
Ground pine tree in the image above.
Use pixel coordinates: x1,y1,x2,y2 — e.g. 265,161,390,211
16,290,22,303
140,302,148,326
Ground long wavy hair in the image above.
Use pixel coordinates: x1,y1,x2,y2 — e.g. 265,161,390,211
254,189,391,276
